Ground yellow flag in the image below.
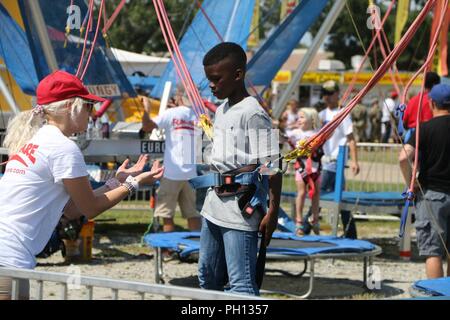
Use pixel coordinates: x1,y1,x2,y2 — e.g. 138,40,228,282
395,0,410,44
247,1,260,48
280,0,299,20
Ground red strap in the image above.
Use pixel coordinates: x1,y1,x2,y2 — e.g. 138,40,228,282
102,0,126,35
303,0,437,154
79,0,105,80
305,157,315,199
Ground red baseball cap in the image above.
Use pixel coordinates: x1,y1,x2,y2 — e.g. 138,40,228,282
36,70,106,105
390,90,399,99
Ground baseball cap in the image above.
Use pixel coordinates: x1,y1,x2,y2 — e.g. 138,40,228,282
429,84,450,107
36,70,105,105
390,90,399,99
321,80,340,96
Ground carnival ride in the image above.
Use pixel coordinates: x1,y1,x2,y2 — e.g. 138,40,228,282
0,0,449,299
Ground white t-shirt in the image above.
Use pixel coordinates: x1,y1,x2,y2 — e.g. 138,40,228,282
289,128,316,146
201,96,279,232
154,106,200,181
381,98,396,123
284,110,298,139
0,125,88,269
319,107,353,172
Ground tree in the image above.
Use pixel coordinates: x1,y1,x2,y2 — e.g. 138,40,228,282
309,0,433,71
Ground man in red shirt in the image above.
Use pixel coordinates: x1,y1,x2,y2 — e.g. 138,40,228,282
403,72,440,129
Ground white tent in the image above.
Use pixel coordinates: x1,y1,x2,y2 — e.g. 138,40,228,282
109,48,169,77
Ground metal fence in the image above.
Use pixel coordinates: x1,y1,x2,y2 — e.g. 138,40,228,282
0,267,265,300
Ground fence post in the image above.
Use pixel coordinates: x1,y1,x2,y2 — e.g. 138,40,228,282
331,146,347,235
399,209,412,260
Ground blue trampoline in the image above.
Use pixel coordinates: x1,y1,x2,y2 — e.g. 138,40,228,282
144,231,382,298
410,277,450,298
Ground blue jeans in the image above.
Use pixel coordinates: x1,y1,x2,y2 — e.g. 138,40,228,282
198,218,259,296
320,170,358,239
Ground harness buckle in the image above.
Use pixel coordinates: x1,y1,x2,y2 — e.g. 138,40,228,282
243,203,255,216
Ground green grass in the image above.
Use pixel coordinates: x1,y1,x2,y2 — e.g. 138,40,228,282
357,147,402,165
95,207,399,235
282,173,404,193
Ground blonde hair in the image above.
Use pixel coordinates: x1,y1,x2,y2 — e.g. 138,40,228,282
299,107,320,130
3,97,84,155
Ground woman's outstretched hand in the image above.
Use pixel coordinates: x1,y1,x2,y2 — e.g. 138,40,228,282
116,154,149,183
135,160,164,186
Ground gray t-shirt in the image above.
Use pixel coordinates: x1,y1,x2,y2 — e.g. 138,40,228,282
201,96,279,231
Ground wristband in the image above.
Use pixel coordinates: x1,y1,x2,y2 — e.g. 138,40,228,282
125,175,140,190
121,181,136,196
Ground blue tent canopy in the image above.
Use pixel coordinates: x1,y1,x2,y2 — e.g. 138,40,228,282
0,3,39,95
246,0,329,88
16,0,135,99
151,0,256,99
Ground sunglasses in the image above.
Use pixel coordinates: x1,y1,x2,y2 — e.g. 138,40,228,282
84,102,94,113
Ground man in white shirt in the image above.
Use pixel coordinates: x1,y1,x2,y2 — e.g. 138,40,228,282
141,94,201,232
381,91,398,143
318,80,360,239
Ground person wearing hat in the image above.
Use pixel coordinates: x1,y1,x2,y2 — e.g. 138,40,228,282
403,72,440,142
0,71,164,299
399,83,450,279
318,80,360,239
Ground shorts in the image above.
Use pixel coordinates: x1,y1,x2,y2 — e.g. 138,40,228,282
154,177,200,219
414,190,450,257
295,169,320,183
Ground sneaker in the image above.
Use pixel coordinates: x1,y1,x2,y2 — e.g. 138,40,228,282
161,249,177,262
309,217,320,235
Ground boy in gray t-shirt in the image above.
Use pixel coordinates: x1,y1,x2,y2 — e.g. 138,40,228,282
198,42,282,296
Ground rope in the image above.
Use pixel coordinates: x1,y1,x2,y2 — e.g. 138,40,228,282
340,0,394,106
80,0,105,80
154,0,205,117
273,0,437,167
152,0,213,139
76,0,95,77
194,0,271,114
102,0,126,35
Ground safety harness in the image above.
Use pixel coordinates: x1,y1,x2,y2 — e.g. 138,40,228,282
189,164,270,289
294,147,324,199
189,164,269,216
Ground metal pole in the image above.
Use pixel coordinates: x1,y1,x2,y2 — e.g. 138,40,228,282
27,0,59,73
0,68,21,114
273,0,346,119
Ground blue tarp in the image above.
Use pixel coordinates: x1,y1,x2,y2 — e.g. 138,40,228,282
0,3,38,95
246,0,329,88
151,0,255,99
413,277,450,297
144,232,376,258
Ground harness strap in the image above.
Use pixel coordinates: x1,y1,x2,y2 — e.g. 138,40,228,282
189,168,269,215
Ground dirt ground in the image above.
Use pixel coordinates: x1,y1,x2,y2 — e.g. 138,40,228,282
32,220,432,300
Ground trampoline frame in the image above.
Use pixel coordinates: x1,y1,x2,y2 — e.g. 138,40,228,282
150,241,382,299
